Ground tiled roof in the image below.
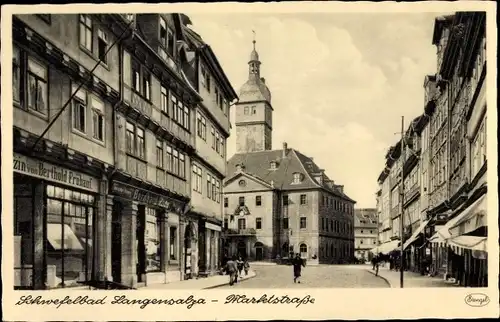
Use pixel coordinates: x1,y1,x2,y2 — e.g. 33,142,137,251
354,208,378,227
226,148,355,202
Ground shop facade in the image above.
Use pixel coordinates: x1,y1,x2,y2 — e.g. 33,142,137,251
108,178,192,288
197,218,222,276
13,152,104,290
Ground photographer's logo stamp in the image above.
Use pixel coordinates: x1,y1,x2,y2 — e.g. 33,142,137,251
464,293,490,307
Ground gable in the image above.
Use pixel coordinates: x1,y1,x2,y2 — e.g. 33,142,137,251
224,173,272,194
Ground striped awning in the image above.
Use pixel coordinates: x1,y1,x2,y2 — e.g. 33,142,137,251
448,236,487,259
403,219,431,250
449,195,487,237
370,240,400,255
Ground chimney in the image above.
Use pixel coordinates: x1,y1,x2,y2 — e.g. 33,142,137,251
261,77,266,84
282,142,288,158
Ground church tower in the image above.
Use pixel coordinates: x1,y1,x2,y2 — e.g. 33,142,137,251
235,34,273,153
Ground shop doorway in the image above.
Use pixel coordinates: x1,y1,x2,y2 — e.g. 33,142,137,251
184,223,193,279
136,206,146,284
111,203,122,283
237,241,247,259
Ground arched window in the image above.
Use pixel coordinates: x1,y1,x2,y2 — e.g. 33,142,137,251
299,243,307,254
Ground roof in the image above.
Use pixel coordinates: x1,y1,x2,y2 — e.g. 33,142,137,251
354,208,378,227
239,77,272,103
226,147,356,203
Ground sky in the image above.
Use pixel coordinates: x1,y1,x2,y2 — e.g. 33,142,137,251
187,12,444,208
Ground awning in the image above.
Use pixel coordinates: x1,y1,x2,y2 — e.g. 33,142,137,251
403,219,430,250
448,195,487,237
370,240,400,255
447,236,487,259
429,200,481,244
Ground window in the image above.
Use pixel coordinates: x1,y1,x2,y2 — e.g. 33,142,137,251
145,207,162,272
171,95,179,122
220,136,225,157
238,218,246,230
293,173,302,184
179,153,185,179
283,218,289,229
72,86,87,133
224,198,228,208
142,70,151,101
173,149,179,175
211,127,216,149
251,106,256,114
330,220,333,232
283,195,289,206
156,139,164,168
244,106,249,115
79,14,92,51
300,217,307,229
91,97,105,141
125,122,145,159
169,226,177,260
27,57,48,114
360,240,364,244
197,112,207,140
211,177,216,201
207,175,212,199
192,165,202,193
300,194,307,205
256,218,262,230
97,29,108,64
44,185,96,288
161,86,168,114
13,46,21,103
137,127,145,159
166,25,175,57
300,243,307,254
132,60,140,92
166,146,173,172
223,99,228,115
224,219,228,229
215,87,220,106
201,67,210,92
215,180,221,203
256,196,262,206
215,132,220,153
159,18,168,49
183,104,190,130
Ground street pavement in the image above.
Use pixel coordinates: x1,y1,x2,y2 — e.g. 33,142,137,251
366,265,459,288
217,264,389,288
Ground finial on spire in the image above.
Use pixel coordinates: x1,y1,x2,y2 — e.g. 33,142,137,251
252,30,256,50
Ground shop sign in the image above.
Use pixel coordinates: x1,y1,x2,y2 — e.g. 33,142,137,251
13,153,98,192
111,180,185,212
205,222,222,232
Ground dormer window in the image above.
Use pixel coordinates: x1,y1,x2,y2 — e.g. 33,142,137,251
292,172,303,184
270,161,278,170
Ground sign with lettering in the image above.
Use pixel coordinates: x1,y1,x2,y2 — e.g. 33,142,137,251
110,180,186,213
13,153,98,192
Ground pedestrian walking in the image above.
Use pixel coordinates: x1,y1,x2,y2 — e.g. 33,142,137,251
225,256,239,286
236,256,244,277
291,253,305,284
243,259,250,276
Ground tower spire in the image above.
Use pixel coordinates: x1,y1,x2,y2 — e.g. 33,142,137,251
252,30,256,50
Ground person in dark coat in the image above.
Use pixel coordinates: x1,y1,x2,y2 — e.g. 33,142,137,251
291,253,305,283
236,256,244,277
225,256,239,286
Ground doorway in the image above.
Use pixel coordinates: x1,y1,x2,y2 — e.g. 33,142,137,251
237,241,247,259
184,223,193,279
255,242,264,261
136,205,146,283
111,203,122,284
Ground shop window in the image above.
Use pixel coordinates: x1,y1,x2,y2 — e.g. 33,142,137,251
14,182,34,289
169,226,177,261
145,207,162,272
45,184,95,289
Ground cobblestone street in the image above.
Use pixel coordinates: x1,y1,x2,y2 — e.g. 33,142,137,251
217,264,389,288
